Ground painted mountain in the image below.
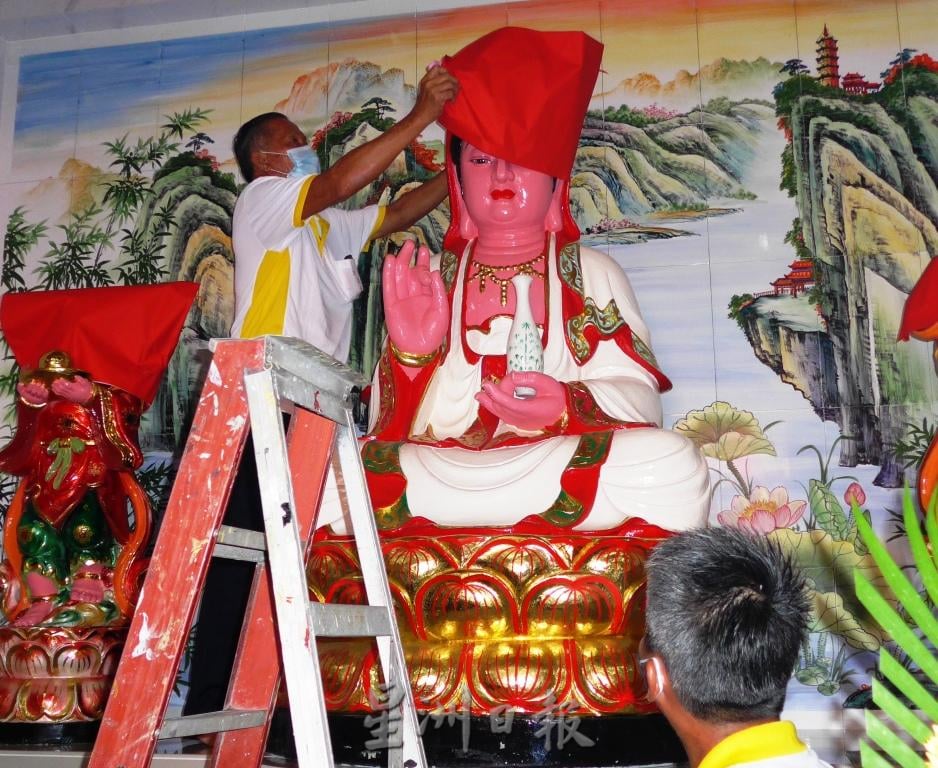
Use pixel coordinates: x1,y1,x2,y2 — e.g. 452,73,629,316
593,57,785,110
275,59,417,129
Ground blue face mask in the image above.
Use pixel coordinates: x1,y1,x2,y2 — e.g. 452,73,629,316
286,145,320,178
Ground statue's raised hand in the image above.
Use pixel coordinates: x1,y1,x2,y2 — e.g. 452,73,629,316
476,371,566,430
383,239,449,357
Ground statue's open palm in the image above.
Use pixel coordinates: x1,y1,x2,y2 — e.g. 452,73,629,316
383,240,449,356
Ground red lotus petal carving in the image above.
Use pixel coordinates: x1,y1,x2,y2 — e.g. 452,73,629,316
468,538,567,588
52,644,102,678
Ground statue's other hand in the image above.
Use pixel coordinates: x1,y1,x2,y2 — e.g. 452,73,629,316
476,372,566,430
17,380,49,405
383,239,449,357
51,375,94,404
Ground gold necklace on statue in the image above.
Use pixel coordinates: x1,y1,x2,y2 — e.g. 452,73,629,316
468,253,545,306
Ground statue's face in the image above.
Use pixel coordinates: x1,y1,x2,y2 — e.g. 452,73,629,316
459,142,555,231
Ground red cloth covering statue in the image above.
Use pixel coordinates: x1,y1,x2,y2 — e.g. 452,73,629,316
898,256,938,511
0,283,197,627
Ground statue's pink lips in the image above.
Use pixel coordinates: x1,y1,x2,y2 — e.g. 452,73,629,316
491,188,515,200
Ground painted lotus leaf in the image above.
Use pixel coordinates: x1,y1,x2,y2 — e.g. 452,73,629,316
810,590,884,651
673,401,776,461
706,432,776,462
770,528,892,648
808,479,852,540
795,662,831,685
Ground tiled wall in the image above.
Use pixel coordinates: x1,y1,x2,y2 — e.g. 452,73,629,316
1,0,937,734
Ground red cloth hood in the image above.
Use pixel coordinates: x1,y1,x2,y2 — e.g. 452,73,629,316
440,27,603,181
439,27,602,254
898,256,938,341
1,282,199,406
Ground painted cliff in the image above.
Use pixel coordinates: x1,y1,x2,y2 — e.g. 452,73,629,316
736,60,938,486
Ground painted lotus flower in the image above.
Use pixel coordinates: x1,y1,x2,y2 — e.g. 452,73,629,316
843,481,866,507
718,486,806,534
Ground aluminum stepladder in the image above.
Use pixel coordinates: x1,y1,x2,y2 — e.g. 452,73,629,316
88,336,427,768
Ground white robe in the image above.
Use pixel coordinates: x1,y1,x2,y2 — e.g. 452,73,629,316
323,236,710,533
394,237,710,531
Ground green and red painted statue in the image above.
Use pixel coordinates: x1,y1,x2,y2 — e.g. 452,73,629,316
0,283,196,725
0,283,197,628
0,349,149,626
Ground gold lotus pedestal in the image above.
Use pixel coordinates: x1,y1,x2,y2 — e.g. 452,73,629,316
0,625,126,746
299,517,687,766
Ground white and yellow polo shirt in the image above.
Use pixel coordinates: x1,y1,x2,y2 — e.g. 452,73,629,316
231,174,385,363
699,721,834,768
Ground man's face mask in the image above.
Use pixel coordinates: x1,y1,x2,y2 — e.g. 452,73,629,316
264,146,320,178
285,145,320,177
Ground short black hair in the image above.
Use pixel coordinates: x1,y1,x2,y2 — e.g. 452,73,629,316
645,527,809,723
233,112,287,182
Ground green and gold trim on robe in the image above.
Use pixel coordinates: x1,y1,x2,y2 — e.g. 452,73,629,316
361,441,412,530
363,432,614,532
540,432,612,527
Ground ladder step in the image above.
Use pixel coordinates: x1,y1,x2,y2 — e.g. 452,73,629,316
310,603,392,637
214,524,267,562
159,709,267,739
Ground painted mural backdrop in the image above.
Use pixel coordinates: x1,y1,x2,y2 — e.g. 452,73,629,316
1,0,937,711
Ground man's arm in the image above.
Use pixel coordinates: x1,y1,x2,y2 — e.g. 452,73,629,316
374,173,448,239
300,67,457,221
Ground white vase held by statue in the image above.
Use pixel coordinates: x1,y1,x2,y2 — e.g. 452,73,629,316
506,273,544,398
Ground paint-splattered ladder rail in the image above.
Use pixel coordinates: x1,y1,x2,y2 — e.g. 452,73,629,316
87,336,427,768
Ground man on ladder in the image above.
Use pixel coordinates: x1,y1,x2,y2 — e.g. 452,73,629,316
90,61,459,768
184,62,459,729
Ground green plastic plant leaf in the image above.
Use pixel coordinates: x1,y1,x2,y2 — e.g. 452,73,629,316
860,738,897,768
899,486,938,609
865,710,925,768
853,498,938,652
856,572,938,687
879,650,938,723
855,486,938,768
872,678,931,745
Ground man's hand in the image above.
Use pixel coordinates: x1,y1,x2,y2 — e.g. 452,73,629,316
410,66,459,127
383,239,449,357
299,67,458,221
476,372,566,431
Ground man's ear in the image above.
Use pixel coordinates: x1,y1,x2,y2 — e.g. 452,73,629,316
544,181,565,233
644,655,669,704
249,148,265,180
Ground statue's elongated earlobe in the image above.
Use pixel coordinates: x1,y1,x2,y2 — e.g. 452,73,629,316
457,190,479,240
544,182,565,233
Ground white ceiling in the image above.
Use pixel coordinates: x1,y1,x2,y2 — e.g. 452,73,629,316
0,0,355,42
